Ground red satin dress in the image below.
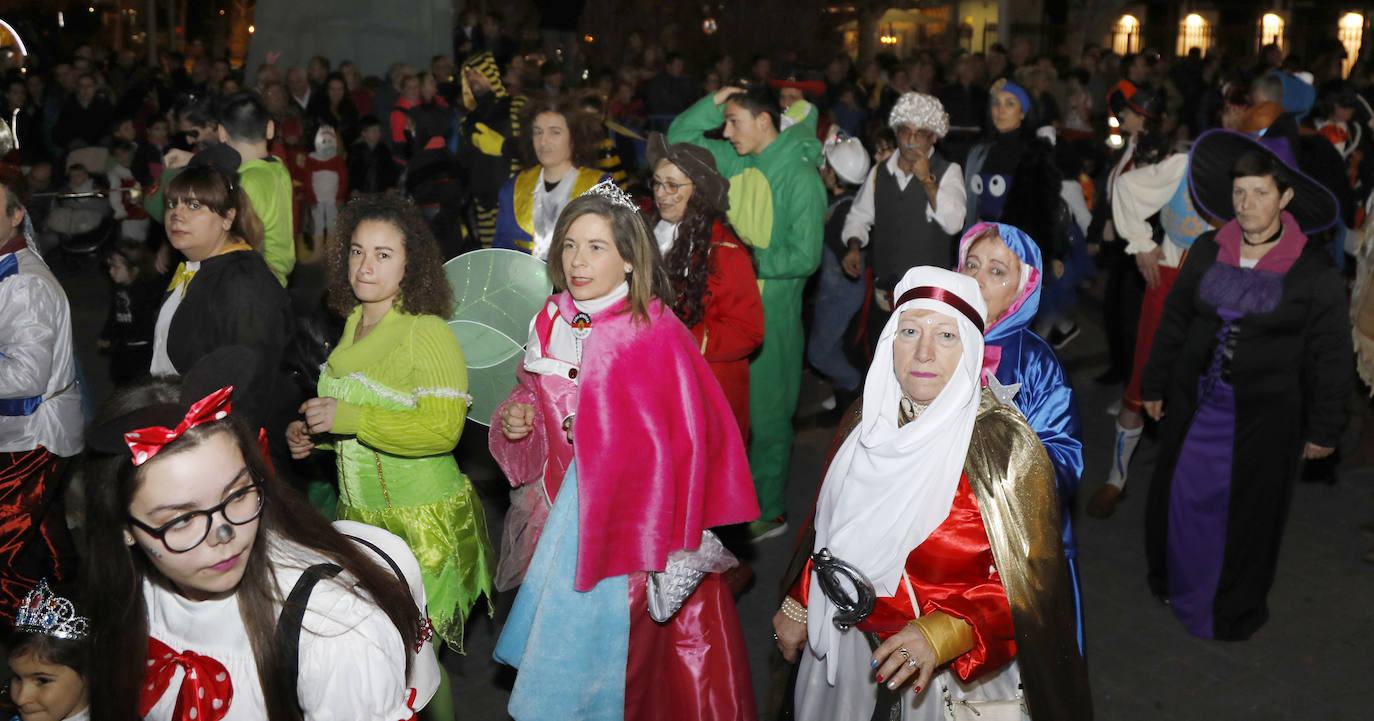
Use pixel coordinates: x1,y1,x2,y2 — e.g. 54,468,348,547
792,473,1016,682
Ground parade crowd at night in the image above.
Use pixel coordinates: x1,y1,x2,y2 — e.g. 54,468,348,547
2,6,1374,720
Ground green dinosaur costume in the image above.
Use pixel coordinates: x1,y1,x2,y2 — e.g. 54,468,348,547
669,94,826,521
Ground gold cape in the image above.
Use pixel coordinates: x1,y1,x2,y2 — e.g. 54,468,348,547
777,389,1093,720
964,389,1092,720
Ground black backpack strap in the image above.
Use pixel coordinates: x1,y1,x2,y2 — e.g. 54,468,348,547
274,562,343,720
345,534,406,586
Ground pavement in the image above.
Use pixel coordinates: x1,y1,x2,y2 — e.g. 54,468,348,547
52,252,1374,720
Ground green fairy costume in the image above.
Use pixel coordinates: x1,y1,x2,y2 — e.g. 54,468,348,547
317,305,494,649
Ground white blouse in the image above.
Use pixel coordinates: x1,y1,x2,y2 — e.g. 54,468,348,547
141,523,439,721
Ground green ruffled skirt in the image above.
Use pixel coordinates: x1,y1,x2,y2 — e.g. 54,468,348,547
337,441,495,650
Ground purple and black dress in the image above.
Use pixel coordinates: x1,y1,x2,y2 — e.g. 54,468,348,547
1140,212,1350,641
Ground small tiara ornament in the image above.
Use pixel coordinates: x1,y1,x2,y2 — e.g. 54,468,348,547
581,179,639,212
14,579,90,641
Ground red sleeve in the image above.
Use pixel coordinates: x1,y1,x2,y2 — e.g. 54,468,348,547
853,475,1014,681
696,224,764,362
390,108,408,144
905,475,1016,681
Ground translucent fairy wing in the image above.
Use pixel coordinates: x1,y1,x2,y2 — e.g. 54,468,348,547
445,249,551,425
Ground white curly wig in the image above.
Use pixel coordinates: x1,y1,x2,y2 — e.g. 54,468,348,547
888,92,949,138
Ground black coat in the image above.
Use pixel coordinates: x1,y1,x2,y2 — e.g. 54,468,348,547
456,94,518,208
1139,228,1350,639
166,250,294,433
54,95,115,149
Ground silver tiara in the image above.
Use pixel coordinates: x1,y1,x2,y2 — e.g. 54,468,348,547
14,579,90,641
580,179,639,212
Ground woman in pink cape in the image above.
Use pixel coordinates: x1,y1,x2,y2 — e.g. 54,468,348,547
490,185,760,720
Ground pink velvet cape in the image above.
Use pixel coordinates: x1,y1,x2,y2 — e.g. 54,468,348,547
531,292,759,592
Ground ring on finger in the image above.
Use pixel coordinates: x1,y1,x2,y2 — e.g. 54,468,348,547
905,655,918,669
898,647,910,660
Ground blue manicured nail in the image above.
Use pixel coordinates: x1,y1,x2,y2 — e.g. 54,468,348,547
870,658,878,668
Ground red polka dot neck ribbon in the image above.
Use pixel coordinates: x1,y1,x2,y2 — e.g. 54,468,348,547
139,637,234,721
124,386,234,466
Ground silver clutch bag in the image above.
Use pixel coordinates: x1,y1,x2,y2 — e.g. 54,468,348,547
645,530,737,622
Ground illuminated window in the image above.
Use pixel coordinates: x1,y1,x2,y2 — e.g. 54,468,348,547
1340,13,1364,78
1112,15,1140,56
1258,13,1285,53
1177,13,1212,57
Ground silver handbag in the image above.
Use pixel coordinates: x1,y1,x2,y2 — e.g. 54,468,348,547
645,530,737,622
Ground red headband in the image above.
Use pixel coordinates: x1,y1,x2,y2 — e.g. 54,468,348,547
894,286,986,334
124,386,234,466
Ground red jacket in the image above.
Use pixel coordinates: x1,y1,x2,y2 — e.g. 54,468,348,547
687,220,764,438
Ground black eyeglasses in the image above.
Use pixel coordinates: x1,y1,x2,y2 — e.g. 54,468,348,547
127,481,264,553
651,179,693,195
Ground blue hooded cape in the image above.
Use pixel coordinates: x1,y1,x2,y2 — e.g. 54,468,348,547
960,222,1086,652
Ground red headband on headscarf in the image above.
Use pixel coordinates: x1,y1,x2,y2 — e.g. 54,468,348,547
895,286,986,334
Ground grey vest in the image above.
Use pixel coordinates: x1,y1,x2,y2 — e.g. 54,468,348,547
871,154,955,290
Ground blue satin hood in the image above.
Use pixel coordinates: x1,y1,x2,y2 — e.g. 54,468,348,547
957,222,1043,345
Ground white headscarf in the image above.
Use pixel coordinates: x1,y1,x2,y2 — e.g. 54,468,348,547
807,266,987,683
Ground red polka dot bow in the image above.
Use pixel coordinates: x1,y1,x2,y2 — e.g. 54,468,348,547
140,637,235,721
124,386,235,466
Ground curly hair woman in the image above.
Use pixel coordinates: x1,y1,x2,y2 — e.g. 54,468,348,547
286,194,494,717
643,132,763,435
492,94,611,259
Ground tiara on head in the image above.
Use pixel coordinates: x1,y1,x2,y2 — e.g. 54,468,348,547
14,579,90,641
580,179,639,213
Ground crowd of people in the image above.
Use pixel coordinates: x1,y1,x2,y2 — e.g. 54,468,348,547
1,9,1373,721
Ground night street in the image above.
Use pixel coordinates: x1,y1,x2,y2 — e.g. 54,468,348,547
52,253,1374,720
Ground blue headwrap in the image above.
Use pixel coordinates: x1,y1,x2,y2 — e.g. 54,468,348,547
993,79,1032,115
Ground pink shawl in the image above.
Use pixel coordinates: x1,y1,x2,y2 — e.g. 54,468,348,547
1214,210,1307,274
549,292,759,591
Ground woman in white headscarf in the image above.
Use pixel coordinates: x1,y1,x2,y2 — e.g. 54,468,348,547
775,266,1091,720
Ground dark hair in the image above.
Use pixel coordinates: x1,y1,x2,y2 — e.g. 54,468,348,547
409,104,451,142
724,87,781,131
81,381,421,721
217,91,271,143
326,193,453,318
324,72,348,97
172,93,217,129
645,189,746,328
358,114,382,131
1230,150,1291,194
104,238,154,280
546,194,673,324
165,165,265,251
872,125,897,151
519,94,603,170
107,114,135,135
5,631,89,677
